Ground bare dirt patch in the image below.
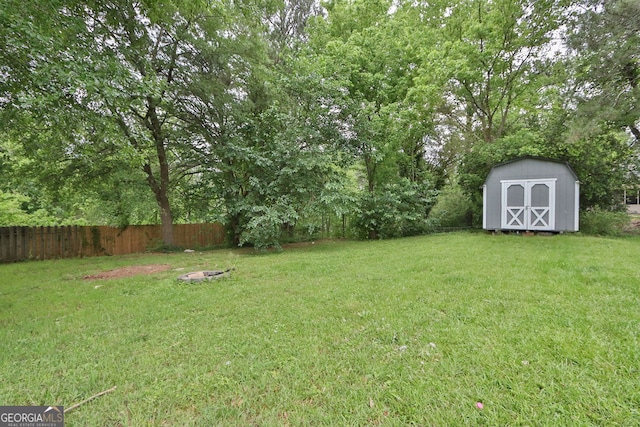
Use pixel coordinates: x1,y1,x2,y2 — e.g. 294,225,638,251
83,264,172,281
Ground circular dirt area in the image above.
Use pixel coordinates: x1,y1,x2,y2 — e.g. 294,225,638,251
83,264,172,280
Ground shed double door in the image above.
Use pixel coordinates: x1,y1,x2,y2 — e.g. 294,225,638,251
501,179,556,230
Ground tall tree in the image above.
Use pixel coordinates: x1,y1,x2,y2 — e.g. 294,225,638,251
304,0,440,239
417,0,568,145
310,0,433,191
566,0,640,143
264,0,322,61
1,0,267,244
211,47,352,247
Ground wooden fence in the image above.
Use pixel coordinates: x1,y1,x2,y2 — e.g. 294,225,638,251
0,223,226,263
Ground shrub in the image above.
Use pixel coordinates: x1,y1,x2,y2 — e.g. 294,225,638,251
351,179,437,239
428,182,473,228
580,207,629,236
238,199,299,251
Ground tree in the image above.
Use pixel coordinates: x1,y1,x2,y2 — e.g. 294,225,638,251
566,0,640,143
310,0,436,191
214,56,352,248
303,0,444,239
1,0,268,244
0,137,57,225
264,0,323,61
390,0,571,195
421,0,567,143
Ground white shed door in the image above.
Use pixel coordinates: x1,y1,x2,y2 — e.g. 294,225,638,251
501,179,556,231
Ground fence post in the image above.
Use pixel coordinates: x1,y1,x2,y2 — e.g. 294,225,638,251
78,225,86,258
69,226,75,258
26,226,34,260
0,227,6,262
16,226,24,261
9,226,15,262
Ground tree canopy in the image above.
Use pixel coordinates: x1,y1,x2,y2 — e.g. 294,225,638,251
1,0,637,245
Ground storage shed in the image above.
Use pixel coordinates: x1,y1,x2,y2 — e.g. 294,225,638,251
483,157,579,232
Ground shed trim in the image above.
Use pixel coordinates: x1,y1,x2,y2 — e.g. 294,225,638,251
482,184,487,229
500,178,558,184
574,181,580,231
500,178,557,231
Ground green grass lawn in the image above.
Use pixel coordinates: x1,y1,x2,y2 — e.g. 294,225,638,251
1,233,639,426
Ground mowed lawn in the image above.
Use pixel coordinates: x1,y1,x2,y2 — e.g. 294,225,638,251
1,233,639,426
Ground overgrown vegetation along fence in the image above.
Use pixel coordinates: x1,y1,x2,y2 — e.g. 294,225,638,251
0,223,226,263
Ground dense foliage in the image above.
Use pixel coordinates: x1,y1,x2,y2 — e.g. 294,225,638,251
1,0,638,246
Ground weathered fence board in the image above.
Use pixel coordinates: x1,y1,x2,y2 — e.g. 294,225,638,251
0,223,225,263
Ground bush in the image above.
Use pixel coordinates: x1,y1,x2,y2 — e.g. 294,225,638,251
238,200,299,251
580,207,629,236
351,179,437,239
428,183,473,228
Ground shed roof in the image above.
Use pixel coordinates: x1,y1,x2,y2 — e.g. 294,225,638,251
484,156,579,183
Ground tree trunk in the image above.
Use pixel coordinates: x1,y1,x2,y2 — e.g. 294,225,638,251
143,162,175,247
159,195,174,247
630,125,640,145
146,98,175,246
228,214,241,246
156,145,174,246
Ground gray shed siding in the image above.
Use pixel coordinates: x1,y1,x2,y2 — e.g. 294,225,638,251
483,158,579,232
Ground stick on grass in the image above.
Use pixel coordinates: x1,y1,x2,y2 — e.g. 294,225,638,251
65,386,117,413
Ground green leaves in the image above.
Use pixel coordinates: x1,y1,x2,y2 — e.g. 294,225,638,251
567,0,640,142
352,179,437,239
1,0,277,238
1,0,633,242
0,191,54,226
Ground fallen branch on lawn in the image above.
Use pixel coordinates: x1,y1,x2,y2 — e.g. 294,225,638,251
65,386,117,413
